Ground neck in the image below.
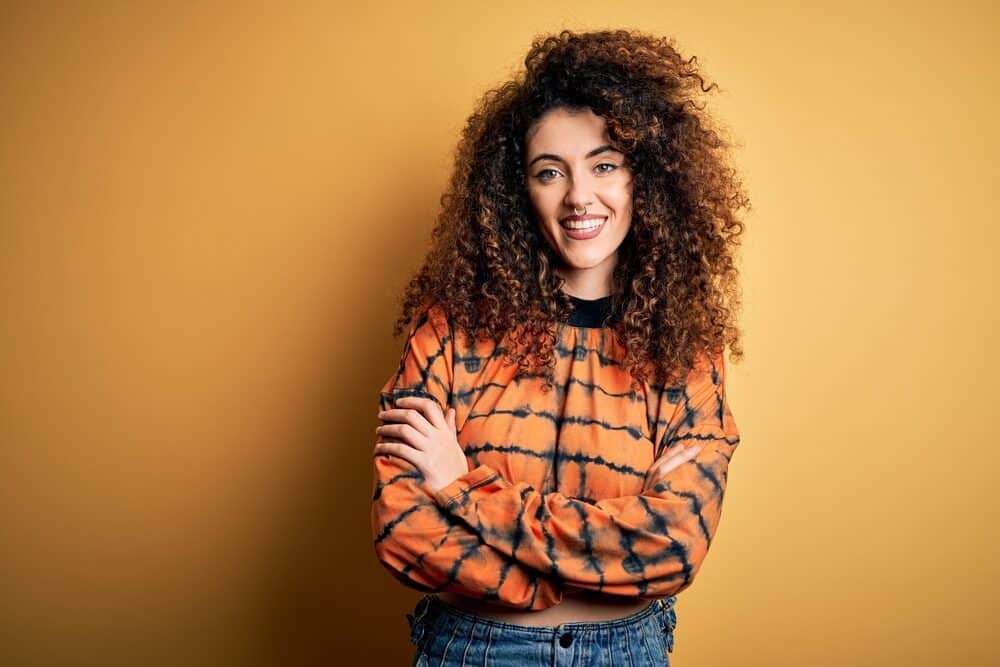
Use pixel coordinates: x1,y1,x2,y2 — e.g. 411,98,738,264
555,253,617,299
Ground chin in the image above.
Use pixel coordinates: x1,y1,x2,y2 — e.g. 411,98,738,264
560,252,614,269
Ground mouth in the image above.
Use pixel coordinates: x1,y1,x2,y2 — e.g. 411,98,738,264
559,216,607,240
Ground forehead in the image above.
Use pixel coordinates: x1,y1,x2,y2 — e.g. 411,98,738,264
525,107,610,151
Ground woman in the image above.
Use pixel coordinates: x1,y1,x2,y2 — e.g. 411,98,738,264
371,28,747,666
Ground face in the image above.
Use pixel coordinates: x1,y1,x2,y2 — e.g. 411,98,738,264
523,106,633,297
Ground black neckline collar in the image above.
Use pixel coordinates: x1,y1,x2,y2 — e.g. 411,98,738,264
566,294,616,328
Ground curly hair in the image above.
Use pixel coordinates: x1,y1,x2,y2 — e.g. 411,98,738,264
391,28,749,391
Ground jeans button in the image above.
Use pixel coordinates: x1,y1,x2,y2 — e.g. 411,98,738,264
559,631,573,648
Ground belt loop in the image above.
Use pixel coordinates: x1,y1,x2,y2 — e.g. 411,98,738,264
656,596,678,653
662,595,677,630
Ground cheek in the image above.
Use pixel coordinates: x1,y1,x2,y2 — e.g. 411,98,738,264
526,198,559,243
615,182,634,208
529,189,557,216
614,192,634,222
528,192,564,234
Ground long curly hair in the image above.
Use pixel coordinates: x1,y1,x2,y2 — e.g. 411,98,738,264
391,28,749,391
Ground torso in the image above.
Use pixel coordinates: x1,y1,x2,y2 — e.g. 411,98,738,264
434,590,652,626
401,300,684,618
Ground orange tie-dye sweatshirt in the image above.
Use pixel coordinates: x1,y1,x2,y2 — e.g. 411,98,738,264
370,297,741,611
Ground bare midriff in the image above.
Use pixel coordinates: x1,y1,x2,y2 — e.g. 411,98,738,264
434,589,652,627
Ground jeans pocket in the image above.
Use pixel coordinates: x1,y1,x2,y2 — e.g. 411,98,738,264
409,649,429,667
405,595,433,652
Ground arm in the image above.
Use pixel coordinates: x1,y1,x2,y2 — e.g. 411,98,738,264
430,350,741,599
370,303,566,610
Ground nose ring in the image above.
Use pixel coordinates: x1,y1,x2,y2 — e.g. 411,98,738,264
574,206,587,215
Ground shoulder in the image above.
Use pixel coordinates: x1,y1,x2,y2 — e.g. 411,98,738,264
423,301,452,331
683,347,727,390
406,300,454,345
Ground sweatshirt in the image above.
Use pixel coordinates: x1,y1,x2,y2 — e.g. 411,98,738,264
370,296,741,611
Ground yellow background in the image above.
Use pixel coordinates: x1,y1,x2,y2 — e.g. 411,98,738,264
2,2,997,665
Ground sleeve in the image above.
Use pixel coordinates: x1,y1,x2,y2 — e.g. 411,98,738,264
430,350,741,600
370,303,566,610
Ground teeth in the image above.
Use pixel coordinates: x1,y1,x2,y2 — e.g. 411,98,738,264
561,217,606,230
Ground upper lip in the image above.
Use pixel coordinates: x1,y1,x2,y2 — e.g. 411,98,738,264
560,214,607,223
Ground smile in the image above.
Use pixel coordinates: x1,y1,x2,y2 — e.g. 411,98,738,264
559,216,607,240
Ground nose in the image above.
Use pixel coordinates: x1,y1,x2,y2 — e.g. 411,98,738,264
563,174,594,213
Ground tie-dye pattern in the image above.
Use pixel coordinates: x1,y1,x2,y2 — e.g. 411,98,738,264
371,303,740,611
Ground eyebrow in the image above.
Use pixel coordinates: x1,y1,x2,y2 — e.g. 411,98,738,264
526,144,622,168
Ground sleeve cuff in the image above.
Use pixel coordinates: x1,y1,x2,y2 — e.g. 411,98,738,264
432,463,502,508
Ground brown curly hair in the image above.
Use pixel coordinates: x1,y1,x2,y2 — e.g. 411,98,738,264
391,28,749,391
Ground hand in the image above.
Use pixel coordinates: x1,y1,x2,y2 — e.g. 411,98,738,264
643,443,703,491
374,396,470,494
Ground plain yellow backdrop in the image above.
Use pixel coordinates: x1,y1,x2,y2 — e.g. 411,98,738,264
1,2,997,665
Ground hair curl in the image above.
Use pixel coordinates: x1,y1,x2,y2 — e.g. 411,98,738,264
392,28,750,391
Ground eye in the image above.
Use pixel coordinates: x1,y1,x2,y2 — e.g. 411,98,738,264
596,162,618,174
535,168,560,181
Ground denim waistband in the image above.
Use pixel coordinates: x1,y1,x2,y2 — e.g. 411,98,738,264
406,594,678,653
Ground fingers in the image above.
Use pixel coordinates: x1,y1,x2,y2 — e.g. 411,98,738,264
374,397,456,463
379,406,433,437
645,444,703,489
375,422,425,449
657,443,701,466
373,439,422,468
646,446,689,477
392,396,446,429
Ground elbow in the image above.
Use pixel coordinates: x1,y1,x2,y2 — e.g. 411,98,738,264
371,534,397,572
371,502,438,592
373,537,441,594
642,526,715,599
666,521,721,596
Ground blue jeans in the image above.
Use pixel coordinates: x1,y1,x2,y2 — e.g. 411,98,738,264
405,594,678,666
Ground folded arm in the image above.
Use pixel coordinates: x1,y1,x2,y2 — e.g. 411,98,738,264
370,304,566,610
430,350,741,599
